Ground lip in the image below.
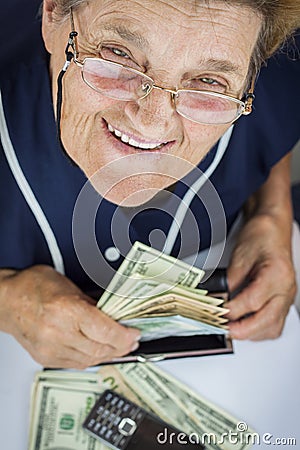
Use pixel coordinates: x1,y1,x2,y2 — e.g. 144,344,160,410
102,119,175,153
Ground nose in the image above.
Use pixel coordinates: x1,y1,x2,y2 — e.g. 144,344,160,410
124,87,177,137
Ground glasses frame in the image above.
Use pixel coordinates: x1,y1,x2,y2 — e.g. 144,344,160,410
66,9,256,125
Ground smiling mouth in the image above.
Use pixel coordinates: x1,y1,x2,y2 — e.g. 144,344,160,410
105,120,169,151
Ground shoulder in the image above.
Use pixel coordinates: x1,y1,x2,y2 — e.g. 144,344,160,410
228,37,300,167
255,34,300,104
0,3,52,143
0,0,48,89
0,1,42,67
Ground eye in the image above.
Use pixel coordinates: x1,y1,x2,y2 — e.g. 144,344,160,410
201,77,219,86
100,45,141,70
110,47,130,59
184,76,226,92
100,46,131,60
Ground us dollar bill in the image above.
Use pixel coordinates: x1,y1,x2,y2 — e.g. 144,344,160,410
28,369,151,450
117,363,255,450
28,364,254,450
97,241,205,310
28,382,107,450
120,315,228,341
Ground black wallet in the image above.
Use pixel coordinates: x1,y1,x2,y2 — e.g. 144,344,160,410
104,269,233,364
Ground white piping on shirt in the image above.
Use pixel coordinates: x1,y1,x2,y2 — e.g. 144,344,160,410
163,125,233,255
0,88,65,274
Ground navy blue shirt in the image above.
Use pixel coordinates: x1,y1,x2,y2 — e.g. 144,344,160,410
0,9,299,294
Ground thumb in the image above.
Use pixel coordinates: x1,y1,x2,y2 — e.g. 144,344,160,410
80,303,140,349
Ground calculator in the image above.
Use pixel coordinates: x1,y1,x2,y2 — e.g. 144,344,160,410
82,389,204,450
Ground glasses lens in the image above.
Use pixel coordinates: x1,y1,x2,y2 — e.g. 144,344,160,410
176,91,244,124
82,59,152,101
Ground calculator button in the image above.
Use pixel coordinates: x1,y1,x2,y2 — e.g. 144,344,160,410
111,396,119,405
119,437,127,449
136,411,143,420
105,392,113,401
99,425,107,435
105,429,113,440
123,403,130,412
129,408,139,419
103,409,110,418
87,419,95,428
114,417,121,426
96,406,104,414
108,413,115,423
94,423,101,432
118,418,137,436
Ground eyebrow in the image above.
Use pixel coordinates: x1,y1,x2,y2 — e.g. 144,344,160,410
99,24,244,79
101,24,149,51
197,58,244,78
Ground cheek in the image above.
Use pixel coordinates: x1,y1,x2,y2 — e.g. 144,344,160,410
63,67,116,114
182,121,229,163
60,67,124,160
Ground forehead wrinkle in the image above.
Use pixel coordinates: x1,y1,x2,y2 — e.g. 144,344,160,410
100,24,149,51
85,19,150,51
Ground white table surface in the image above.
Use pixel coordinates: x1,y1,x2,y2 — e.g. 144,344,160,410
1,306,300,450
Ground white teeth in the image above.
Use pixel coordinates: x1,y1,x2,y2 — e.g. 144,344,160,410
121,134,129,143
139,142,156,149
107,122,165,150
128,138,140,147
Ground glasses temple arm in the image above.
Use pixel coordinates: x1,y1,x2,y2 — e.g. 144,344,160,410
61,7,79,72
243,76,256,115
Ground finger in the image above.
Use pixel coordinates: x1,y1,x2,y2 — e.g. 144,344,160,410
22,338,105,369
225,267,274,321
227,253,253,294
226,239,261,294
39,352,116,370
69,330,138,362
67,342,121,369
32,338,122,369
22,318,136,369
79,306,140,351
228,295,290,340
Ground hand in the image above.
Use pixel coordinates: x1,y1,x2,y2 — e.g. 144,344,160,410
225,214,296,340
0,265,140,368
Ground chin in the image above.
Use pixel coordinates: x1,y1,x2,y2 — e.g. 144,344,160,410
75,150,198,206
89,172,175,207
103,188,161,207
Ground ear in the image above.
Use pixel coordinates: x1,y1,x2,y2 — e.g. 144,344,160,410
42,0,59,54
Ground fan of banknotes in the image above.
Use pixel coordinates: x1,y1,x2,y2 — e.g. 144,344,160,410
28,363,254,450
97,241,229,341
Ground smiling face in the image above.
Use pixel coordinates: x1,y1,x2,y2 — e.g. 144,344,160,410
42,0,262,206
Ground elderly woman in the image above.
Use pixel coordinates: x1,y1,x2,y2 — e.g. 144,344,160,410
0,0,299,368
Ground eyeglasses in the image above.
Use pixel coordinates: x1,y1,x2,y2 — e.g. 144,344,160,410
65,12,255,126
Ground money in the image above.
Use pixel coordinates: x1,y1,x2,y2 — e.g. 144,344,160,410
117,363,255,450
28,373,107,450
97,241,205,309
28,364,255,450
121,316,227,341
97,241,229,340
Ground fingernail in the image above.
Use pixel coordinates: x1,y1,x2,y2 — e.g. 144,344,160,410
129,329,141,341
131,342,139,352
